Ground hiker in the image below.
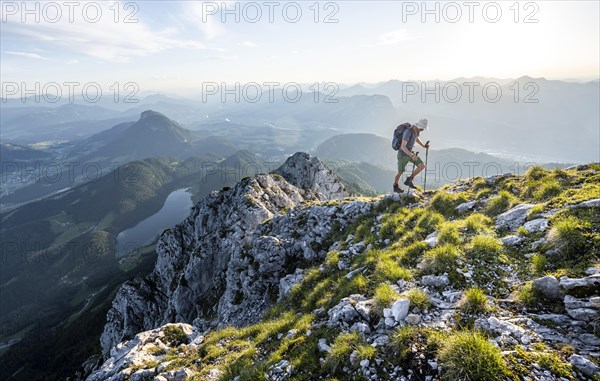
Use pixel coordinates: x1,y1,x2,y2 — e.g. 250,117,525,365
393,119,429,192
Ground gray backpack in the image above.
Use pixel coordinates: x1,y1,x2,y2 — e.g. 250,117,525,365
392,123,412,151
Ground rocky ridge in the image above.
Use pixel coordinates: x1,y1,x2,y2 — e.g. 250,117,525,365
99,152,363,356
85,161,600,381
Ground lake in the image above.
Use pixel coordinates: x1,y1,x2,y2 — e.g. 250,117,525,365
116,188,193,257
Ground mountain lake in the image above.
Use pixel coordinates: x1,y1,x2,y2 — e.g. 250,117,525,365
116,188,193,257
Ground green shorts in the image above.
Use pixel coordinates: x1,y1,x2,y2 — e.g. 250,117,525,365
397,152,423,172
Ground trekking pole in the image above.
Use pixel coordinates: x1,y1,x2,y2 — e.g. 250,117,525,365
424,141,430,191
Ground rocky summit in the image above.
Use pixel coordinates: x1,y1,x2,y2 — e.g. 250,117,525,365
83,159,600,381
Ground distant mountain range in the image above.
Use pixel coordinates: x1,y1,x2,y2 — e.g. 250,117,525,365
339,77,599,163
0,111,238,207
0,103,135,142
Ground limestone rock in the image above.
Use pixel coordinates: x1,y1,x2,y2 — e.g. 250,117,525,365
273,152,349,200
421,274,449,288
559,275,600,296
495,204,535,230
278,269,304,302
532,276,561,300
523,218,549,233
456,201,476,214
501,235,525,246
391,299,410,322
405,314,421,325
423,231,438,247
570,354,600,376
88,324,197,381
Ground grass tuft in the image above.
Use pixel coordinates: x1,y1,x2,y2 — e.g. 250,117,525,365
485,191,517,216
531,253,547,275
374,256,413,283
437,222,461,246
430,192,467,217
459,287,488,314
325,250,340,269
467,235,503,260
404,288,431,310
438,331,506,381
374,283,399,307
421,244,462,276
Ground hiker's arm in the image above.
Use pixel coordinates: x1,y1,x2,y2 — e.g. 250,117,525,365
400,140,417,159
417,138,429,148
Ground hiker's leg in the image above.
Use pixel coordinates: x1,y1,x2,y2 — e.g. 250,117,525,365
408,157,425,179
396,155,410,185
411,162,426,178
394,172,403,185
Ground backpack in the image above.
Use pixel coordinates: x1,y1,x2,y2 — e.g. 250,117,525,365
392,123,412,151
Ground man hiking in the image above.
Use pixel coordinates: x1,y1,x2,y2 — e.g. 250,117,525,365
393,119,429,192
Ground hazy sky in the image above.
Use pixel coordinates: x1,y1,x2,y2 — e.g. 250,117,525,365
1,0,599,95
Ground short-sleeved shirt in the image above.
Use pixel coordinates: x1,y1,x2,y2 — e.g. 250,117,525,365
399,128,418,157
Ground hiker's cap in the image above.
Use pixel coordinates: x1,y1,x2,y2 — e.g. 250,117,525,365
415,119,428,130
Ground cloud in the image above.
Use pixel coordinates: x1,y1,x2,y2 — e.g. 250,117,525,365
4,51,46,59
241,41,258,48
1,1,212,63
206,55,239,60
179,2,228,40
377,29,412,45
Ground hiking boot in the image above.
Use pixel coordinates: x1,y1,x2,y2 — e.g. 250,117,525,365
393,184,402,193
404,176,417,189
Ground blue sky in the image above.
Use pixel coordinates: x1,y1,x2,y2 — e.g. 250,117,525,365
1,1,599,95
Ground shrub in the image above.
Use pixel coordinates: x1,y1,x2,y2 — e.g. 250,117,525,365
404,288,431,310
459,288,488,314
162,325,189,346
374,283,399,307
531,253,547,275
421,244,462,275
438,331,506,381
485,191,516,216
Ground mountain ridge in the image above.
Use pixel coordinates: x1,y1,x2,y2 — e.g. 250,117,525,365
98,152,354,355
83,156,600,381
